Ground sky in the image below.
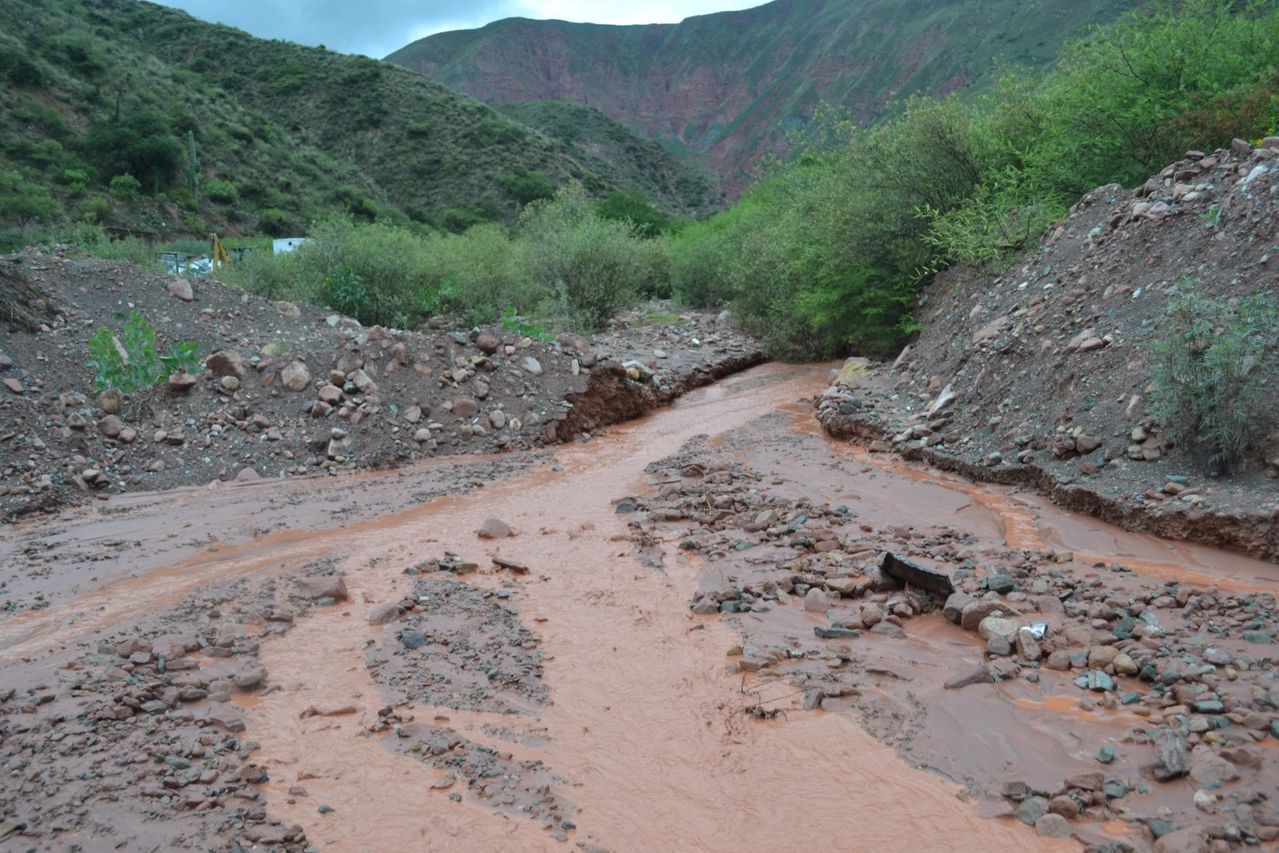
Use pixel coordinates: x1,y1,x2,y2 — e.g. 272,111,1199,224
153,0,761,60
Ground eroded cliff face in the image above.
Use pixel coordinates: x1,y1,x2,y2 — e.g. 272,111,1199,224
387,0,1140,192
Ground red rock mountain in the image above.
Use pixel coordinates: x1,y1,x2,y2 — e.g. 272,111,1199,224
386,0,1140,189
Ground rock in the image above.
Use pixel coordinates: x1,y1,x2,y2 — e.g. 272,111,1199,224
859,603,884,628
978,616,1018,641
1088,645,1119,669
521,356,543,376
803,588,829,613
1151,729,1189,781
834,357,871,388
1113,652,1139,676
944,666,990,690
297,576,349,602
477,518,512,539
880,552,954,595
400,628,427,650
1035,813,1072,838
1045,650,1073,671
168,371,197,393
367,603,402,625
489,410,507,430
235,467,260,482
1015,796,1048,826
1048,796,1080,819
281,360,311,392
942,592,976,624
206,350,247,379
1154,827,1209,853
233,664,267,689
1188,747,1239,787
985,573,1016,594
453,398,480,419
98,415,124,438
3,377,24,394
475,333,500,354
960,600,1009,631
167,277,194,301
1015,627,1042,662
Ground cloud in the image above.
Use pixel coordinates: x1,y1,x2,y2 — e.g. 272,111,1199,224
153,0,759,58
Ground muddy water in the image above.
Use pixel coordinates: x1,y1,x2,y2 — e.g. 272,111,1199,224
244,364,1043,851
7,362,1278,850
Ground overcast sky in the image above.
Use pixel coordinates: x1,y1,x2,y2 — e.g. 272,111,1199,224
154,1,761,59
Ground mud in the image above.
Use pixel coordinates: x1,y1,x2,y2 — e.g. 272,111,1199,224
3,362,1278,851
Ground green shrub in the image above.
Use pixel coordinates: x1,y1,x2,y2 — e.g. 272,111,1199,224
496,168,556,206
256,208,294,236
204,179,238,204
87,311,201,393
81,195,109,223
109,174,141,200
1150,285,1278,474
61,168,89,192
519,185,666,330
0,171,61,223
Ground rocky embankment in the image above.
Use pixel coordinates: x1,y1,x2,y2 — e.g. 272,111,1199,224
0,251,762,520
816,139,1279,560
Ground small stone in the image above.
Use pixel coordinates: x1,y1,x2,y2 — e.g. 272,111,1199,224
1015,796,1048,826
803,588,828,613
978,616,1018,641
167,278,194,301
400,628,426,650
297,576,349,601
233,664,267,689
477,518,512,539
367,603,402,625
521,356,543,376
1035,813,1072,838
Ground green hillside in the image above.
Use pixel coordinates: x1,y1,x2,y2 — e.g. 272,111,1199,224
0,0,707,242
388,0,1143,187
495,101,723,216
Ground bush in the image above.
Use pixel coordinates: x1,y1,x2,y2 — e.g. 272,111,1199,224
496,168,556,206
1150,284,1278,473
87,311,201,393
109,174,141,200
204,179,238,204
519,186,666,330
0,171,61,223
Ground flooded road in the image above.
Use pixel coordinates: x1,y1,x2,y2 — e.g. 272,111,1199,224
4,362,1276,851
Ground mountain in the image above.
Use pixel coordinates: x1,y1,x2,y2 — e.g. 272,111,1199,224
0,0,709,241
387,0,1142,189
495,101,724,214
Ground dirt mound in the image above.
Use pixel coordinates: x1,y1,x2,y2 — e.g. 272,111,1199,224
0,251,762,520
818,140,1279,559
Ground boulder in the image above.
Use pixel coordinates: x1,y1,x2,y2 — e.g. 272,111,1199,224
280,360,311,392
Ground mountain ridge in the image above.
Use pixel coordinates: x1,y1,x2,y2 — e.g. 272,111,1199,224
388,0,1143,189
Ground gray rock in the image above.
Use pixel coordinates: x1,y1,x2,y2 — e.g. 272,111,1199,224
1035,813,1072,838
477,518,512,539
401,628,427,650
1151,729,1189,781
521,356,543,376
1015,796,1048,826
367,603,402,626
297,576,349,601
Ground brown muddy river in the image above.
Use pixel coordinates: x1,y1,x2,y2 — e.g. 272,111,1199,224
4,362,1276,851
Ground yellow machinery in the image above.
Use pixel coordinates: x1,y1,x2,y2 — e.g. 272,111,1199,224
210,233,232,273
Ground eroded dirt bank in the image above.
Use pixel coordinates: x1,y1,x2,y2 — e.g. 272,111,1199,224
2,363,1276,851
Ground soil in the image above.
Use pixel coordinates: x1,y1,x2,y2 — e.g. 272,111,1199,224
0,248,761,522
817,141,1279,560
4,361,1277,852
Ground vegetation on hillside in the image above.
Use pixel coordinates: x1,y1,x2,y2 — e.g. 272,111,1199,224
668,0,1279,359
0,0,700,246
225,185,667,331
496,101,723,216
